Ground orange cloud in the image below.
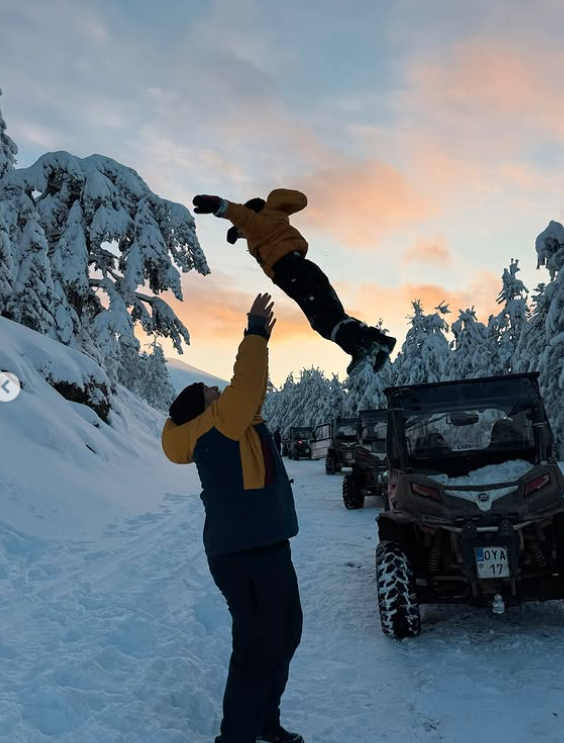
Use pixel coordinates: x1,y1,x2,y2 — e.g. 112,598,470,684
406,41,564,141
349,271,501,334
403,237,454,266
297,158,436,248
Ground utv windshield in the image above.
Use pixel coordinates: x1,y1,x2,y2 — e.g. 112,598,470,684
292,428,312,440
360,412,388,454
389,376,544,476
335,418,358,441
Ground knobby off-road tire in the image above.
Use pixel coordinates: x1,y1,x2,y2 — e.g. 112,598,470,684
342,473,365,509
375,540,421,639
325,452,336,475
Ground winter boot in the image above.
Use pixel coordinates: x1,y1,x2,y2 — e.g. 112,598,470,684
332,318,396,375
256,726,305,743
347,326,396,375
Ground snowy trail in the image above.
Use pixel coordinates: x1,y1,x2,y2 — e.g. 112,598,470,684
4,459,564,743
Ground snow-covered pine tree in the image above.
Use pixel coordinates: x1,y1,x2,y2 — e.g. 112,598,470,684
262,372,296,435
0,88,17,179
0,205,12,312
450,307,490,379
0,88,16,315
117,336,144,395
2,188,56,335
393,300,452,386
487,259,529,376
0,150,209,390
319,373,346,422
136,338,176,413
514,282,549,373
533,221,564,456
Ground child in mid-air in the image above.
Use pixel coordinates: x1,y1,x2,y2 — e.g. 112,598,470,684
192,189,396,374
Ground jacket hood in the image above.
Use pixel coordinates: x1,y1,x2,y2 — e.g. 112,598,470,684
265,188,308,215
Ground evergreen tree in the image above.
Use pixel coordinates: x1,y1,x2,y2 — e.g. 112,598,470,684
534,221,564,456
0,205,12,313
2,190,56,335
0,148,209,385
450,307,490,379
487,259,529,375
514,282,549,373
117,336,144,395
137,338,176,412
0,88,17,179
394,300,452,386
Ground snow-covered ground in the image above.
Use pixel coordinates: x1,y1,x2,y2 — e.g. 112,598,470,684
3,321,564,743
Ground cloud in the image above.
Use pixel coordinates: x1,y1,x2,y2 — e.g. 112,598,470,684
403,237,454,266
402,40,564,146
297,157,436,248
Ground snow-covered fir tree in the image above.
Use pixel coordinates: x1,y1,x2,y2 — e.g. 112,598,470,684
393,300,452,385
514,282,549,373
533,221,564,456
136,338,176,413
262,373,296,434
318,373,346,422
0,204,11,312
2,188,56,335
117,337,144,395
263,368,344,434
450,307,490,379
487,259,529,375
0,88,17,179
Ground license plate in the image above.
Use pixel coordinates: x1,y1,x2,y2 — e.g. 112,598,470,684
475,546,510,579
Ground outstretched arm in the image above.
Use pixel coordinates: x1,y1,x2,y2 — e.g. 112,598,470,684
214,293,276,440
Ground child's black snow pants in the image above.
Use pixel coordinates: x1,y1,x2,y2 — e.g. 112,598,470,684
271,251,348,341
207,539,303,743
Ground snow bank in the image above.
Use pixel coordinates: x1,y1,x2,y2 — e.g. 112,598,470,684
0,316,201,540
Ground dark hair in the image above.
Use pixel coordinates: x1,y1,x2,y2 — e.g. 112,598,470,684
244,197,266,213
169,382,205,425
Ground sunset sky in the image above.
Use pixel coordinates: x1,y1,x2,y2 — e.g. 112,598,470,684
1,0,564,386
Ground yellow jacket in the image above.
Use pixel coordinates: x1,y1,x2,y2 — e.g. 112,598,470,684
221,188,309,278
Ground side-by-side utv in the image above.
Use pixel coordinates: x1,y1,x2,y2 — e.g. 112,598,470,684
375,373,564,638
342,409,388,510
325,417,359,474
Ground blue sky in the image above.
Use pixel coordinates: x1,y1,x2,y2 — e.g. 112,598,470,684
1,0,564,384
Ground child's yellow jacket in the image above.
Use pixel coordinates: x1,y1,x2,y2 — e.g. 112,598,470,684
220,188,309,277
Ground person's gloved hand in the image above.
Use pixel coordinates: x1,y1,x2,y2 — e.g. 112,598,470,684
192,195,223,214
226,226,240,244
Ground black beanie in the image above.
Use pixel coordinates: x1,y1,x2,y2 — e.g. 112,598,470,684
169,382,205,425
244,197,266,213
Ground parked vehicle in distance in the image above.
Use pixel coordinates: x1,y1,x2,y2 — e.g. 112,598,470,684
287,426,313,460
310,418,359,474
342,409,388,509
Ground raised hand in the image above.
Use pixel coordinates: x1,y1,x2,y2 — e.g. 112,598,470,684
248,293,276,337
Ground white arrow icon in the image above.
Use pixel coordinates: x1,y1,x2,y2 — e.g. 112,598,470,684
0,371,21,402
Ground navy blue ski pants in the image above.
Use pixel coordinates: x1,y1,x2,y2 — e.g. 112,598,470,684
271,251,347,340
207,540,303,743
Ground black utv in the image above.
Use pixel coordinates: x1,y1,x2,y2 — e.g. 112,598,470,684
342,410,388,510
325,417,359,474
375,372,564,639
287,426,313,460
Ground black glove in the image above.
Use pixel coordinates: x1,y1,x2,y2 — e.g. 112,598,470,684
226,226,240,244
245,313,269,339
192,195,223,214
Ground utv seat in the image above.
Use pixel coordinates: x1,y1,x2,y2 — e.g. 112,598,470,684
414,432,449,457
489,419,522,448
